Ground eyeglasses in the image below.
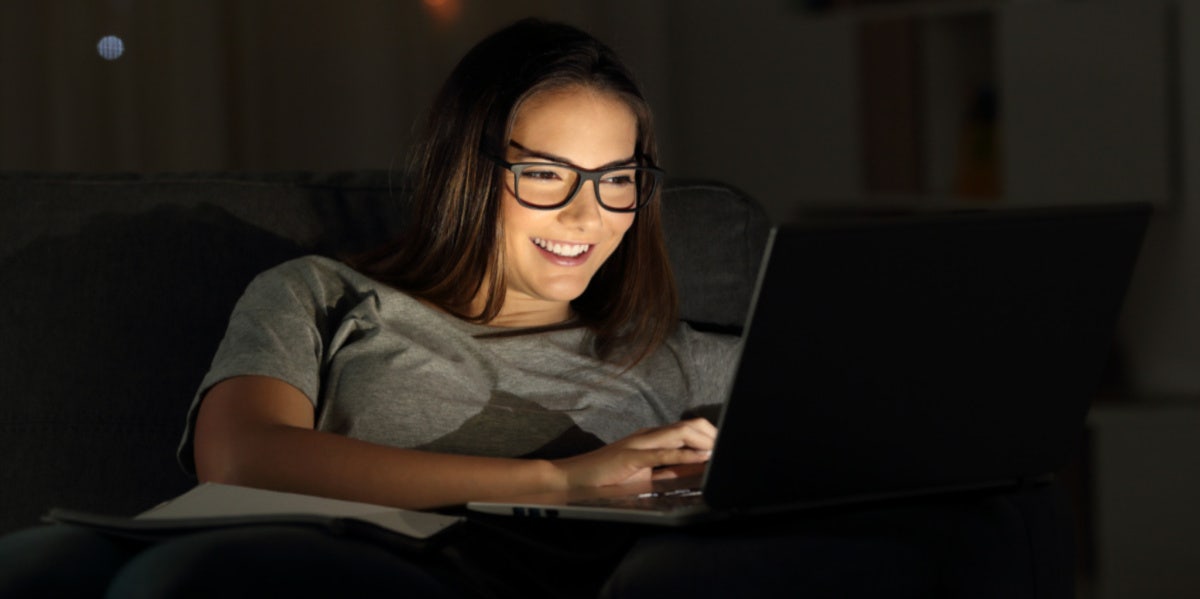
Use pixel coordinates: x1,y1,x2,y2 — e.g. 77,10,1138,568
485,152,664,213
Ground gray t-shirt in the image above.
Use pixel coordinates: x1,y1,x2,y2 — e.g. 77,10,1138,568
178,256,740,474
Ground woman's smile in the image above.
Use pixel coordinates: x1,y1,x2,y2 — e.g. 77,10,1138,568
531,237,594,264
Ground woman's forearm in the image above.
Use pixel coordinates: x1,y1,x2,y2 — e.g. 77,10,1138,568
193,375,565,509
205,423,564,510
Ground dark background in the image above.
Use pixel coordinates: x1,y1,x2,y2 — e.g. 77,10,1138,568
1,1,1197,597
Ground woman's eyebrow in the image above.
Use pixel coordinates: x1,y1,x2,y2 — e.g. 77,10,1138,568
509,140,636,170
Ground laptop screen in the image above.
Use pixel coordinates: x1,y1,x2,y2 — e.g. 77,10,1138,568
705,203,1151,510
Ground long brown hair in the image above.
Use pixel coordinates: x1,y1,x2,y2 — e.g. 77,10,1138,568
353,18,677,365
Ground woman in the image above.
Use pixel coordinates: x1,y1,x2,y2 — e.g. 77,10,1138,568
0,17,738,598
184,17,733,512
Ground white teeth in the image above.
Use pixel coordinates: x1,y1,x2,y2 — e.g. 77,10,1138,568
533,237,589,257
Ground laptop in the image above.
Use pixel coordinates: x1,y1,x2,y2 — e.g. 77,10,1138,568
468,202,1152,525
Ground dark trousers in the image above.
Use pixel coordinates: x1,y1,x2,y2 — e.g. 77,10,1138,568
0,483,1074,598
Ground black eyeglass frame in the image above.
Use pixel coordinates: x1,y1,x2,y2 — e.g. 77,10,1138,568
485,154,665,213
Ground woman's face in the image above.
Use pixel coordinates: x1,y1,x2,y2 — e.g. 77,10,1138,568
495,86,638,324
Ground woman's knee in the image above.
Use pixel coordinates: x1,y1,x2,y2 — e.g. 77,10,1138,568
0,524,138,596
107,525,460,598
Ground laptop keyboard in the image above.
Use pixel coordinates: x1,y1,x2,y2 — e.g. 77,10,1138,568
571,487,705,511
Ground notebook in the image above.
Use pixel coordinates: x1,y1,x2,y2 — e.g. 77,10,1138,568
468,202,1152,525
46,483,463,552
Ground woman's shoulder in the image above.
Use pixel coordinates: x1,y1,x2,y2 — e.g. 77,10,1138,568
255,254,360,281
248,255,451,321
633,321,742,374
248,255,379,293
235,255,393,310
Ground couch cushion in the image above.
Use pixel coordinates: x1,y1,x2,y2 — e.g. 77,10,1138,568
662,181,771,333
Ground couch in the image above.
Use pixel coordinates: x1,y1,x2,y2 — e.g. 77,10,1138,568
0,171,770,532
0,171,1071,596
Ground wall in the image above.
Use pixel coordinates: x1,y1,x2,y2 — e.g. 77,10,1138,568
1085,2,1200,598
0,0,861,215
1121,0,1200,399
660,1,861,217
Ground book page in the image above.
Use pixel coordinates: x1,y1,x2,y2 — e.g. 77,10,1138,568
138,483,460,539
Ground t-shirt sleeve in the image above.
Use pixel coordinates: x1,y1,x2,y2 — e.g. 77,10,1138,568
176,257,338,475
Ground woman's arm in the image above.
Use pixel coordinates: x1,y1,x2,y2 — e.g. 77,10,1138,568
193,375,715,510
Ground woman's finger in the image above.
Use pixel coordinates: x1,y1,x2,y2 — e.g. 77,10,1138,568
624,422,716,452
625,447,712,471
651,462,707,481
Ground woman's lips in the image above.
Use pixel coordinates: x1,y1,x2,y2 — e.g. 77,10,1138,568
531,237,594,266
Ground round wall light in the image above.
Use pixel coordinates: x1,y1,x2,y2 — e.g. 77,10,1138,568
97,35,125,60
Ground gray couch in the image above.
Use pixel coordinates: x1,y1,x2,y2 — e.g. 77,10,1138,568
0,172,1071,596
0,171,769,534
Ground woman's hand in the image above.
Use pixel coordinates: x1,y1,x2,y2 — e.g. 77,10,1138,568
550,418,717,489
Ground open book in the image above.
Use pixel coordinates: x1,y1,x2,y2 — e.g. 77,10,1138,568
45,483,463,552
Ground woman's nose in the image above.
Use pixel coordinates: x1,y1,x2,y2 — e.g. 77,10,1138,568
558,180,604,229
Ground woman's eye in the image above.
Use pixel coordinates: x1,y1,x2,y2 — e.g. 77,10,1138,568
602,173,636,186
521,169,562,181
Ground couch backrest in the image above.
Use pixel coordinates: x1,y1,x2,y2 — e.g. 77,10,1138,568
0,171,769,533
